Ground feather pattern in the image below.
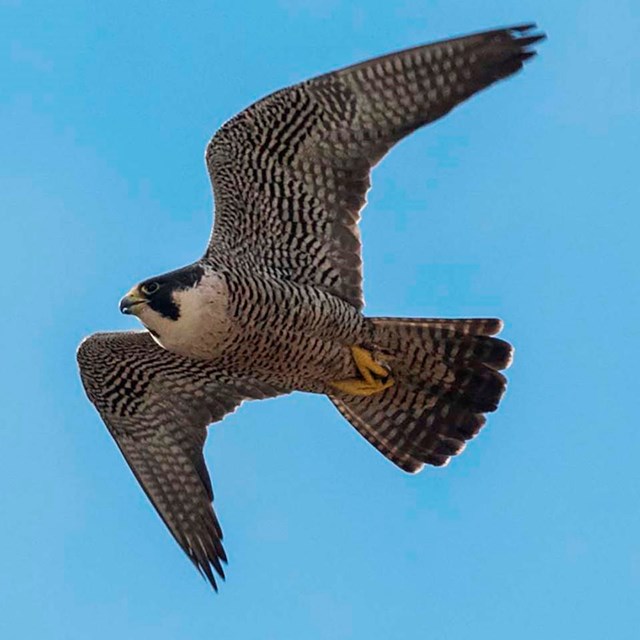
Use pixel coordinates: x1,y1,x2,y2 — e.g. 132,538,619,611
77,332,283,589
77,24,544,589
206,24,544,309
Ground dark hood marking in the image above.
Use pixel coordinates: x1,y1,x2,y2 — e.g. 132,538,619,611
142,264,205,322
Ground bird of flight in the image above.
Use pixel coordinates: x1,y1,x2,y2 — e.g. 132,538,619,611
78,24,545,590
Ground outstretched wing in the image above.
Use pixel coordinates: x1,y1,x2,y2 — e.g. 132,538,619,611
205,24,544,310
77,331,283,590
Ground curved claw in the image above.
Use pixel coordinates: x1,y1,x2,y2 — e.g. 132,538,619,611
329,376,394,397
329,346,394,396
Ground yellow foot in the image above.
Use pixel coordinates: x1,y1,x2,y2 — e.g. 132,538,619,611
329,346,394,397
329,377,394,396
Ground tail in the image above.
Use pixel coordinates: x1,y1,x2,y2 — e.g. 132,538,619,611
329,318,513,473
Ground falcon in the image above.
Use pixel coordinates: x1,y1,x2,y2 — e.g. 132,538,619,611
78,24,544,589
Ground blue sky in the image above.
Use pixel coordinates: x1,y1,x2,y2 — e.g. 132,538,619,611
2,0,639,638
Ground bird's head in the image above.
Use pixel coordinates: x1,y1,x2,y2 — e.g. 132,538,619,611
119,264,206,340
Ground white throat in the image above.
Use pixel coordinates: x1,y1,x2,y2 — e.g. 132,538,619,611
138,271,233,360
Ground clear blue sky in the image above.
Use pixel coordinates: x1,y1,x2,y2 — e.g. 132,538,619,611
2,1,639,638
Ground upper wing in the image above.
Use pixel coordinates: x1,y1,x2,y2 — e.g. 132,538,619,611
205,24,544,310
77,331,283,590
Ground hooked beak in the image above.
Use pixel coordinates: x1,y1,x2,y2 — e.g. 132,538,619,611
119,287,147,315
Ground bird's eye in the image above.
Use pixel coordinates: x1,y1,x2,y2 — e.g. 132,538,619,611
141,281,160,295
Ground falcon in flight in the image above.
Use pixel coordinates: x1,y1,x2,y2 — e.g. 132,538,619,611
78,24,544,589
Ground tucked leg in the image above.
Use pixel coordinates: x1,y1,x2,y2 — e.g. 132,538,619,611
329,346,394,396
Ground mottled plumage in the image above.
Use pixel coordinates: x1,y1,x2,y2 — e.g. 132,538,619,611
78,24,544,589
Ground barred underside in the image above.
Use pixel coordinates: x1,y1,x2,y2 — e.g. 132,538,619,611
330,318,513,472
206,26,544,310
78,23,543,590
77,331,284,589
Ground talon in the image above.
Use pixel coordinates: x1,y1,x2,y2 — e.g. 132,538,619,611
329,346,394,396
351,345,390,382
329,377,394,397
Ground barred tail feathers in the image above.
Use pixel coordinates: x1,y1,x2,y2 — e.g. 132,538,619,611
329,318,513,473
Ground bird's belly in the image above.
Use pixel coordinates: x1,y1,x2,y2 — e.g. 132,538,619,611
224,331,355,391
222,282,371,389
159,275,366,388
